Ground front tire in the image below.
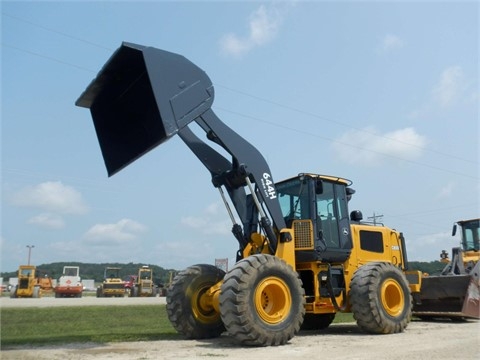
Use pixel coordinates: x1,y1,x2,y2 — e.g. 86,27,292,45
220,254,305,346
350,262,412,334
166,264,225,339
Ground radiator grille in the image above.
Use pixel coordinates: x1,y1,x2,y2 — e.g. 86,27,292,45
293,220,314,250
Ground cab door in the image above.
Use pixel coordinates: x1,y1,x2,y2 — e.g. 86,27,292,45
315,180,352,262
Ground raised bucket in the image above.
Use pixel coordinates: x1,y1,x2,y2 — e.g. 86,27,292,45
76,42,214,176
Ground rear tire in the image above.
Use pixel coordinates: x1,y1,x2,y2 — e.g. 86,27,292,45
350,262,411,334
166,264,225,339
220,254,305,346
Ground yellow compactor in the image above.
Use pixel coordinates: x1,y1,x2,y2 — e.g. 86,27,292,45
96,267,125,297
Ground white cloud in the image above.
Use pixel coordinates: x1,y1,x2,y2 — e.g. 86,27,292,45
181,202,231,235
28,213,65,230
157,240,214,267
333,126,427,166
84,218,147,245
437,182,454,199
205,202,221,215
380,34,405,52
407,231,455,261
220,5,284,57
11,181,88,215
49,239,145,264
409,65,472,119
432,65,466,108
466,90,480,104
181,216,208,229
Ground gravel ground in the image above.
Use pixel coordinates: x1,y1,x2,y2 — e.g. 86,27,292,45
2,296,479,360
0,294,166,308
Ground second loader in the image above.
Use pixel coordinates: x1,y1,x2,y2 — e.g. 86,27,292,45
413,218,480,319
76,42,422,346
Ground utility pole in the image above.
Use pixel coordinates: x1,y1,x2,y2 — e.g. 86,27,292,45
26,245,35,265
368,212,384,225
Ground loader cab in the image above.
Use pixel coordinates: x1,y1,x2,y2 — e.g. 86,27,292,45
454,218,480,252
277,174,353,263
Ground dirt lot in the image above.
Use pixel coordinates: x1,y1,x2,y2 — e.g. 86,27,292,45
1,296,479,360
0,294,164,308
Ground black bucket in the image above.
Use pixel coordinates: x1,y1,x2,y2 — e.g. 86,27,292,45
413,273,480,319
76,42,214,176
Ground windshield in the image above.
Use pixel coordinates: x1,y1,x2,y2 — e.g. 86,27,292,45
276,178,310,221
64,268,78,276
462,219,480,251
20,269,33,276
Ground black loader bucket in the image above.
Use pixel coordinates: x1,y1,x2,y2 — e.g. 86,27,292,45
76,42,214,176
413,266,480,319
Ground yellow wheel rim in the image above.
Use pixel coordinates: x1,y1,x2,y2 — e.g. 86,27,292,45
381,279,405,317
254,276,292,324
191,285,219,324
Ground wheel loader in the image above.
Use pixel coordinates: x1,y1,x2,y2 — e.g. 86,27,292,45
76,42,422,346
413,218,480,319
130,266,157,297
10,265,41,298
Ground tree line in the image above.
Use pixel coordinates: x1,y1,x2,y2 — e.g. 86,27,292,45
408,261,446,275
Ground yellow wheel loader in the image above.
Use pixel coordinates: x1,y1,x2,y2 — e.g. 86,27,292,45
76,43,422,346
413,218,480,320
10,265,41,298
131,266,156,297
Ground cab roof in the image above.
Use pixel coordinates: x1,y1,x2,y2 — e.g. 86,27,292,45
279,173,353,186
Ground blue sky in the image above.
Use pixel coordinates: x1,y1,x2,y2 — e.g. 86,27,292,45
1,1,478,272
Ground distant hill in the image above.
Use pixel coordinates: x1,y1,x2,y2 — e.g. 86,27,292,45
1,262,178,285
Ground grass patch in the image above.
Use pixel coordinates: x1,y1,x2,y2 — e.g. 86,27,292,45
1,305,179,347
332,312,355,323
1,305,355,348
